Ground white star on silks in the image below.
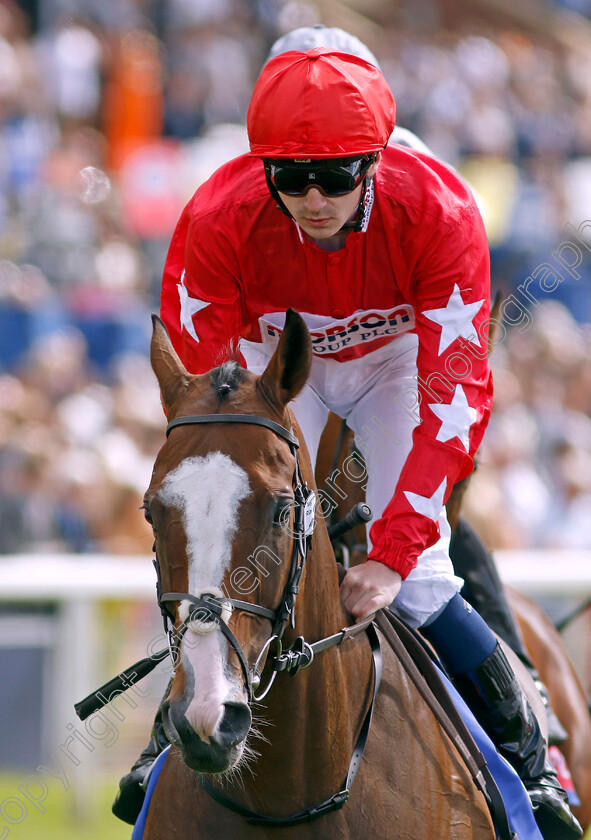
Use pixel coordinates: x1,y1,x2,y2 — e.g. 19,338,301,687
404,477,447,522
429,385,478,452
178,271,211,344
423,284,485,356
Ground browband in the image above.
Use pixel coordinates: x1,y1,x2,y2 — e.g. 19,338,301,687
166,414,299,449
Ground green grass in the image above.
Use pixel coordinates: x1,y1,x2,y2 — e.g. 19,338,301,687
0,774,131,840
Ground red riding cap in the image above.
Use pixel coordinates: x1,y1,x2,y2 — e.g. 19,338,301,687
247,48,396,159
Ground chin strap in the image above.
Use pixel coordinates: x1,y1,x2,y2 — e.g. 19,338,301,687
341,176,375,233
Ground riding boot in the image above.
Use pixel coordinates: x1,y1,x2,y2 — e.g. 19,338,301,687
450,518,569,745
112,686,170,825
454,643,582,840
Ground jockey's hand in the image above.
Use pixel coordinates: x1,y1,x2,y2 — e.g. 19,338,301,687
340,560,402,622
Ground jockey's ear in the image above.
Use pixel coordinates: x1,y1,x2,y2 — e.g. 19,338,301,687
258,309,312,410
150,314,191,413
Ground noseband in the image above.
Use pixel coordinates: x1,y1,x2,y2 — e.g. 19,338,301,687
158,412,317,702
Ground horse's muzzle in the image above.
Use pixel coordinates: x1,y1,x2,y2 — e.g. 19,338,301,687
162,699,252,773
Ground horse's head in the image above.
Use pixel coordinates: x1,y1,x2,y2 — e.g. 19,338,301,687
145,310,313,774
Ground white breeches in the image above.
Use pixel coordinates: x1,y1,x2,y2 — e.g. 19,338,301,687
241,334,463,628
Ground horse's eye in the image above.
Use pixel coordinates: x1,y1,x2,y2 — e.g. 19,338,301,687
141,503,154,526
273,497,294,529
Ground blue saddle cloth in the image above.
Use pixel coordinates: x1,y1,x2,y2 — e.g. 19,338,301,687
439,672,544,839
131,692,544,840
132,746,171,840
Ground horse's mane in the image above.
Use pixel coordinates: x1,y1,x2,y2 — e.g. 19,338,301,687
210,361,245,399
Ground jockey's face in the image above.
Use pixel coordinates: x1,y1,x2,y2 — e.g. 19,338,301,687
277,156,380,242
278,184,363,240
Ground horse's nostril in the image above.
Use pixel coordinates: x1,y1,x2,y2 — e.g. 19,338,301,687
216,702,252,749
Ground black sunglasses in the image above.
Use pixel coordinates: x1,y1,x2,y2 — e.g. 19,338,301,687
264,155,375,197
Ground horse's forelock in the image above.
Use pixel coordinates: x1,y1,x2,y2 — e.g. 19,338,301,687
210,362,245,400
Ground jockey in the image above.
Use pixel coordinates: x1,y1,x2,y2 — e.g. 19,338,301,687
113,48,582,840
268,26,569,751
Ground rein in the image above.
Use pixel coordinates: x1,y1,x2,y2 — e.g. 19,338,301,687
201,622,382,828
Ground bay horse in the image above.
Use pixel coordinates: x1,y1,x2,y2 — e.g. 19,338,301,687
141,310,494,839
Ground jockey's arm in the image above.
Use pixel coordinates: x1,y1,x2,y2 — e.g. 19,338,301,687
345,197,493,612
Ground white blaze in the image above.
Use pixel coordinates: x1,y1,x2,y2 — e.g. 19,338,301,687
159,452,251,592
158,452,251,739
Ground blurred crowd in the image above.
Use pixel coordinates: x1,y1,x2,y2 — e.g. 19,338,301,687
464,300,591,550
1,0,591,554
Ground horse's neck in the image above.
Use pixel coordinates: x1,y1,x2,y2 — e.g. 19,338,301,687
244,527,374,811
234,412,374,807
287,410,348,639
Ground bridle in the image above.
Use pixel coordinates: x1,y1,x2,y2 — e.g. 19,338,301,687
157,412,318,702
160,411,382,827
75,409,382,828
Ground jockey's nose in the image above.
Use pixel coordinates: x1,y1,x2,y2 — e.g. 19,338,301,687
303,186,328,210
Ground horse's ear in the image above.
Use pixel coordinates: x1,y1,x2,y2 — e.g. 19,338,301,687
258,309,312,408
150,315,191,411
